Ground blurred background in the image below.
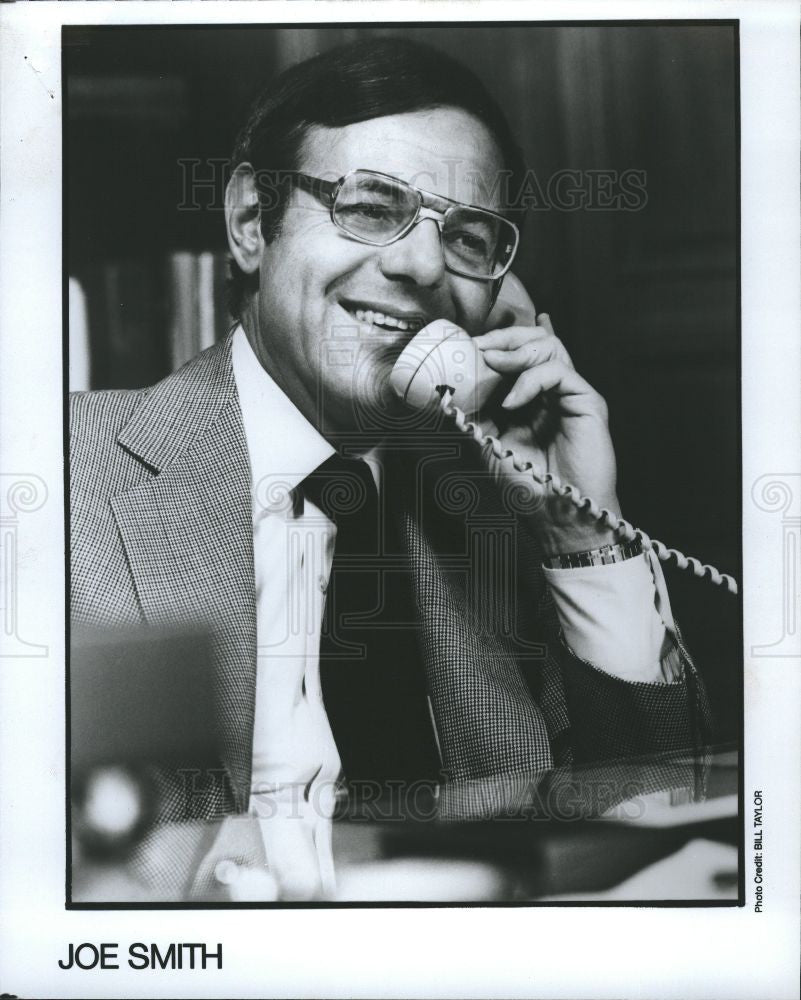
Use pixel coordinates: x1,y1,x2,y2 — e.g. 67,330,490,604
65,23,740,739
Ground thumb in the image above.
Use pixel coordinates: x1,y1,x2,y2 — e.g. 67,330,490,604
484,272,537,331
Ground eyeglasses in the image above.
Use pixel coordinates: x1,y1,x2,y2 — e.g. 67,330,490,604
293,169,519,281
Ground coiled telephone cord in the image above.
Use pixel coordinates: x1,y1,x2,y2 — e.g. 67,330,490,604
436,386,738,596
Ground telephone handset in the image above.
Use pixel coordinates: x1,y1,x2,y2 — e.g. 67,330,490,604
389,320,738,594
389,318,504,416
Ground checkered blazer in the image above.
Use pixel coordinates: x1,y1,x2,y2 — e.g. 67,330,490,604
70,333,711,828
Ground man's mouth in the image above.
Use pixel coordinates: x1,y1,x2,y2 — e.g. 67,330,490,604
341,301,427,334
354,308,424,332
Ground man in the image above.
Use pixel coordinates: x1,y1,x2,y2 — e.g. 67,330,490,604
70,39,709,899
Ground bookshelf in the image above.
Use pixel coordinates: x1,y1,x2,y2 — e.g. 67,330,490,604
68,252,232,393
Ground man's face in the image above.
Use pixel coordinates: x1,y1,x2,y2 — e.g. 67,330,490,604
245,107,507,436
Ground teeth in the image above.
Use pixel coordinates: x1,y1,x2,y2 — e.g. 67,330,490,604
353,308,422,332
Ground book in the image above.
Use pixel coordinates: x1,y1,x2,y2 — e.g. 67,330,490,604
168,250,232,371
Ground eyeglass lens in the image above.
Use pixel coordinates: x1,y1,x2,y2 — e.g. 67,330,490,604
332,172,515,279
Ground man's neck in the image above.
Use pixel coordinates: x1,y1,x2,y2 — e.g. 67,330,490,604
238,313,388,456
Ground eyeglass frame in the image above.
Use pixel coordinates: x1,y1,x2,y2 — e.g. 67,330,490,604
292,168,520,281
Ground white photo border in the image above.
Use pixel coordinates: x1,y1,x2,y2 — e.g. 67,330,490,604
0,2,798,998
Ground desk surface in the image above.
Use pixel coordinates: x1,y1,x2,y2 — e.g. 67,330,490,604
329,745,738,901
72,745,739,904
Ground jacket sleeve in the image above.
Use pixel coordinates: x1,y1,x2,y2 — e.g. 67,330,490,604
558,636,713,763
522,568,713,767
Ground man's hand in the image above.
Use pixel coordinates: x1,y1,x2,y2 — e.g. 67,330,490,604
475,274,621,556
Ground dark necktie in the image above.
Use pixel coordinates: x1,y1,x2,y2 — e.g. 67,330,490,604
300,454,440,785
301,454,380,658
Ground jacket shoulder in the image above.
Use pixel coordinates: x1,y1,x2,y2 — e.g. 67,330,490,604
70,387,152,494
70,387,147,437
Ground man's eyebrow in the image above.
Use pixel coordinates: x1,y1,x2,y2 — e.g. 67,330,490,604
352,175,396,192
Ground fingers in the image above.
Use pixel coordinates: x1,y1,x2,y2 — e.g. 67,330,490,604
474,313,556,348
482,340,552,372
476,321,573,374
473,325,547,351
483,271,539,331
501,358,607,418
537,313,556,336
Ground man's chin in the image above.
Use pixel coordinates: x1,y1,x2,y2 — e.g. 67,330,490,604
314,366,417,441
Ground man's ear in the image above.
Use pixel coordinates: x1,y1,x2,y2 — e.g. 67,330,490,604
225,162,263,274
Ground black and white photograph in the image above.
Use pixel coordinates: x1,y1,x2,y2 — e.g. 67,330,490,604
65,21,742,906
0,3,799,998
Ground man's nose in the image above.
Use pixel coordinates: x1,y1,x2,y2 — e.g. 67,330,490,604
378,218,446,287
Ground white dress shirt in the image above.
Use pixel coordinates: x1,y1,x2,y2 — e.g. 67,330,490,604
230,324,679,896
543,554,678,683
232,327,341,899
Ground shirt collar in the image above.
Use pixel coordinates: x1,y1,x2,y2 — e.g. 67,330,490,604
231,325,335,518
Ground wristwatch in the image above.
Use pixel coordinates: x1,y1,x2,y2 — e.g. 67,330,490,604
543,537,643,570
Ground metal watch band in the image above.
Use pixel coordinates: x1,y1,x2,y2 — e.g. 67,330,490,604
544,537,643,570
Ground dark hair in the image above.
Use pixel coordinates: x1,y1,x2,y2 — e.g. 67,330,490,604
228,37,527,317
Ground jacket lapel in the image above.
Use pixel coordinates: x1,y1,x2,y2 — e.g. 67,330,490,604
396,443,555,783
110,337,257,806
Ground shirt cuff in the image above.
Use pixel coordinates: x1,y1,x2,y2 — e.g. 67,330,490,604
543,552,680,684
